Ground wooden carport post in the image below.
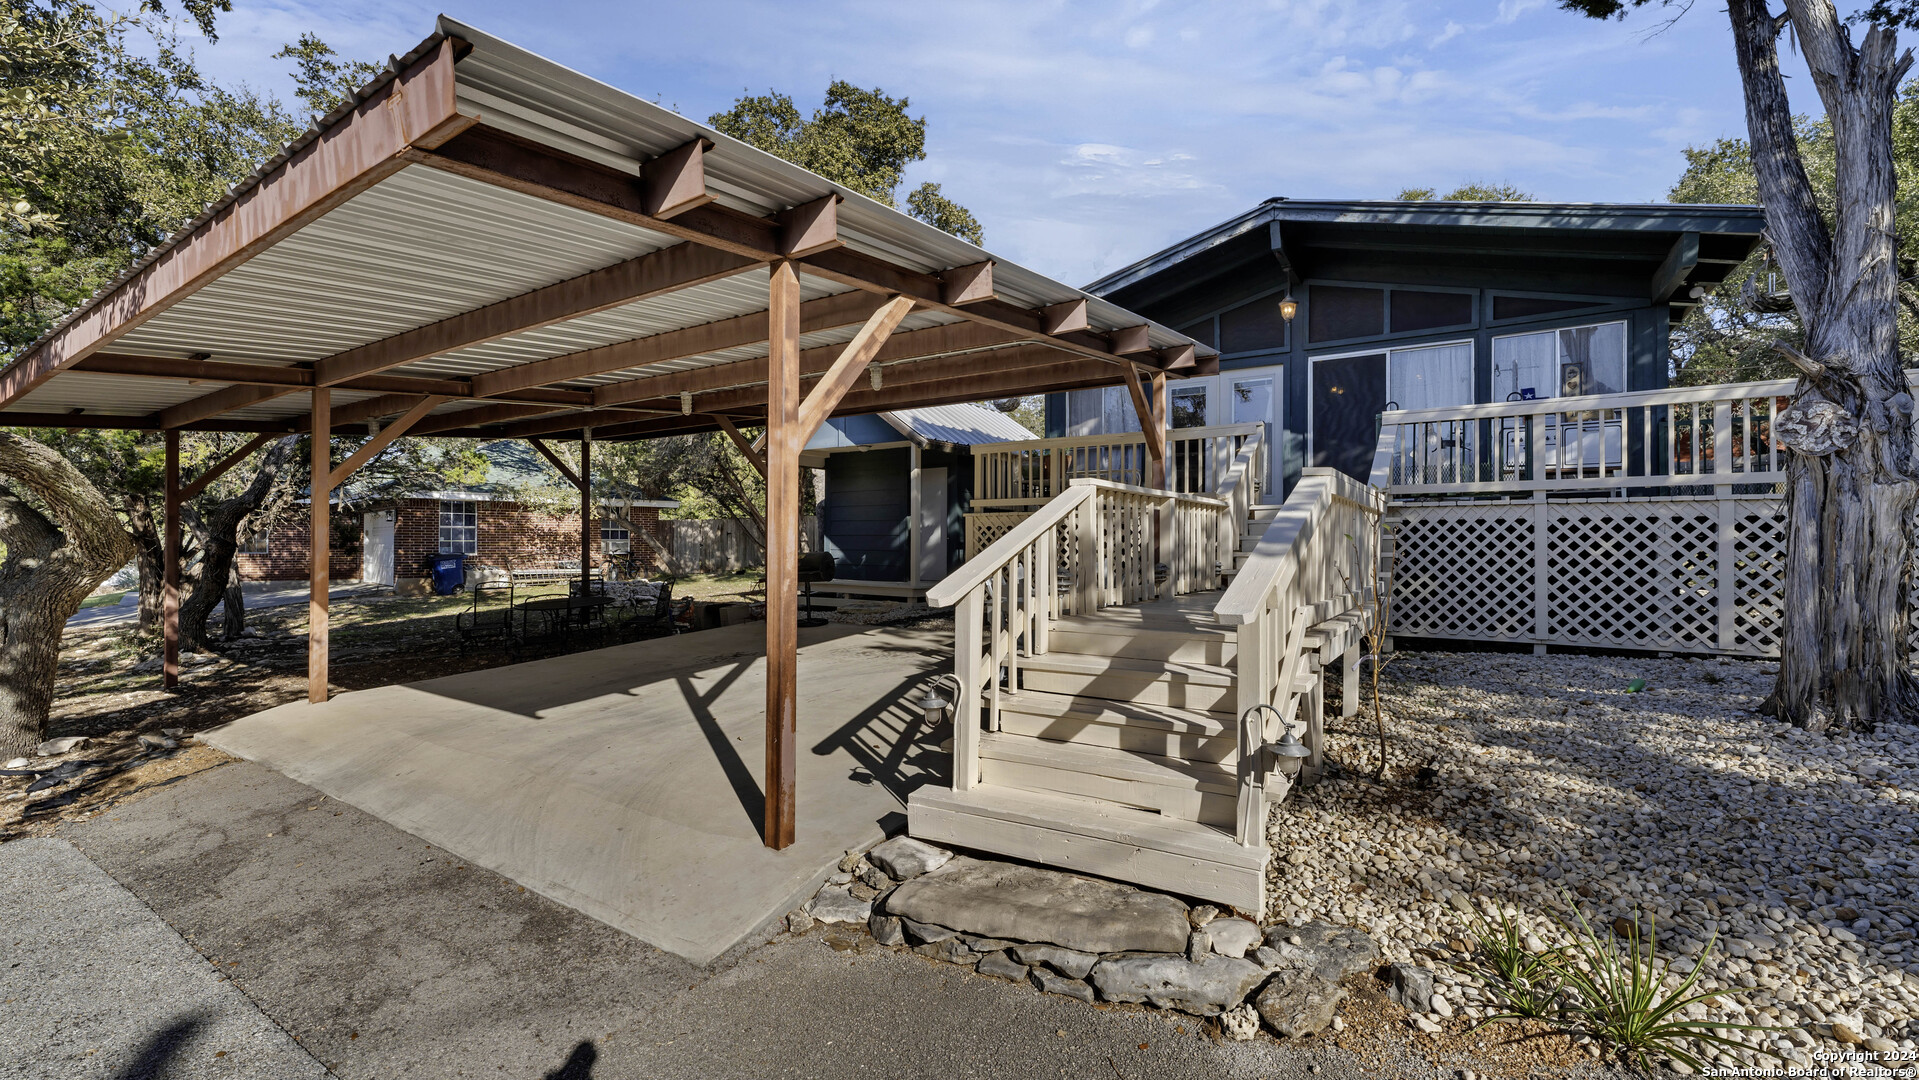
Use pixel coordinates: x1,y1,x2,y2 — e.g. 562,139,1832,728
309,389,330,703
761,270,915,850
764,259,802,849
162,430,181,689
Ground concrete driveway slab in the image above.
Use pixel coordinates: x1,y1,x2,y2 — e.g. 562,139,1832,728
0,837,328,1080
199,622,949,964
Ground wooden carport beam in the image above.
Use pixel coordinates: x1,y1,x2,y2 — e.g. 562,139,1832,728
156,384,299,430
641,139,714,218
795,296,916,443
82,353,595,406
471,289,889,401
1122,361,1169,484
313,241,759,387
0,38,469,408
590,319,1022,408
309,388,331,704
709,414,766,478
409,127,1184,370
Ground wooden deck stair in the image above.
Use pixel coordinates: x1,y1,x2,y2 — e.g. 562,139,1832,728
911,499,1359,912
909,460,1386,914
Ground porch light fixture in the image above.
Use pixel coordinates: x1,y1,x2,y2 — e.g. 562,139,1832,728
1278,288,1298,324
918,673,959,727
1243,703,1312,761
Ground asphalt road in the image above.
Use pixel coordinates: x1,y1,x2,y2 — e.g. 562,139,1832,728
15,761,1406,1080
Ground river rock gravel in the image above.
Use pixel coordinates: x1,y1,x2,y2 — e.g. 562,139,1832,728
1268,650,1919,1072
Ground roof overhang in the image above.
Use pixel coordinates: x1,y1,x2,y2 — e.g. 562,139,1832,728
1088,199,1769,327
0,19,1212,442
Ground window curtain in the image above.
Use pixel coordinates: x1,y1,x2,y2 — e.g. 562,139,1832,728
1492,330,1556,402
1557,323,1626,396
1387,342,1474,411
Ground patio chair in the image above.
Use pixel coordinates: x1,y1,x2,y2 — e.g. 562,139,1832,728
456,577,519,654
618,580,677,640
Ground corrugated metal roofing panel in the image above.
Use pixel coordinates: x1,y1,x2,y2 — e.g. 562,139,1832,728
895,403,1036,445
111,166,681,366
440,16,1208,355
3,20,1207,431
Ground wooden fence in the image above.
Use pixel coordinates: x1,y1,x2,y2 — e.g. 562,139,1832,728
666,516,818,573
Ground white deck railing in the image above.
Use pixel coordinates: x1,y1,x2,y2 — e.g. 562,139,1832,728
1213,467,1387,845
972,422,1263,508
1369,380,1797,496
927,478,1228,790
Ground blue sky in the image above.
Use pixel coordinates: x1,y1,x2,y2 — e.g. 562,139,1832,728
182,0,1808,286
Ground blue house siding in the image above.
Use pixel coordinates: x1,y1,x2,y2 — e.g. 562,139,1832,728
819,447,911,581
1064,201,1766,491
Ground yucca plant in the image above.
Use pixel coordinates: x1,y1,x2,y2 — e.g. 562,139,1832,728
1459,905,1563,1021
1546,901,1780,1072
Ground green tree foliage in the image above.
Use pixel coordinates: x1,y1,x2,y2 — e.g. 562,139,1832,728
710,81,983,244
1666,80,1919,385
0,1,304,356
273,31,381,116
1396,182,1535,201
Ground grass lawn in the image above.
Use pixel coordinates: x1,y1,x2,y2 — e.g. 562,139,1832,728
79,591,126,609
668,570,763,602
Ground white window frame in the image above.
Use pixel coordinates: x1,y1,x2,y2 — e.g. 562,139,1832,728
1490,319,1629,402
1168,383,1211,429
600,513,631,555
238,529,270,555
438,499,478,555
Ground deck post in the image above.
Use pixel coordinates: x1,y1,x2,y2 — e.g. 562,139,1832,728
580,428,593,594
764,258,801,849
309,388,330,704
162,430,181,689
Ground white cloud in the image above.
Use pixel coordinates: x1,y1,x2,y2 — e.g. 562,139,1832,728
1431,20,1465,47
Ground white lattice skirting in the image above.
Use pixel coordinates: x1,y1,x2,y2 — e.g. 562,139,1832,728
1386,496,1789,656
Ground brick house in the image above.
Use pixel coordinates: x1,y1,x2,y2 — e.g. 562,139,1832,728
236,442,679,585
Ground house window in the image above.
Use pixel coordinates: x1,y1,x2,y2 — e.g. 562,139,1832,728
1387,341,1475,412
1492,320,1628,401
1169,385,1209,429
239,530,270,555
601,515,631,555
438,500,478,554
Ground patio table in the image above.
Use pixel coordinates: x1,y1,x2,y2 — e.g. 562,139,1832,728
516,595,609,640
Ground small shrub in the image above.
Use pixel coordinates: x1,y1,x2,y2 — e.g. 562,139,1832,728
1451,896,1779,1071
1461,906,1562,1020
1548,903,1777,1072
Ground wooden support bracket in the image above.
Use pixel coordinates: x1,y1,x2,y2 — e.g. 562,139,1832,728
641,138,714,219
1111,325,1152,355
326,395,445,490
710,414,768,478
527,435,585,489
796,295,917,443
1041,299,1090,336
779,195,842,258
940,261,995,305
179,432,277,501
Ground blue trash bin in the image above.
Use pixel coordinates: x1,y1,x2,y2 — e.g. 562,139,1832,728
431,553,466,595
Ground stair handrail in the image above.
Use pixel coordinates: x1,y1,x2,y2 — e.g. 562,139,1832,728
1212,466,1387,847
930,476,1227,794
1211,426,1264,577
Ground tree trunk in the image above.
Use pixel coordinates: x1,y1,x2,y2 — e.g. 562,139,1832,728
1730,0,1919,731
0,435,136,758
127,499,165,632
179,437,296,648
